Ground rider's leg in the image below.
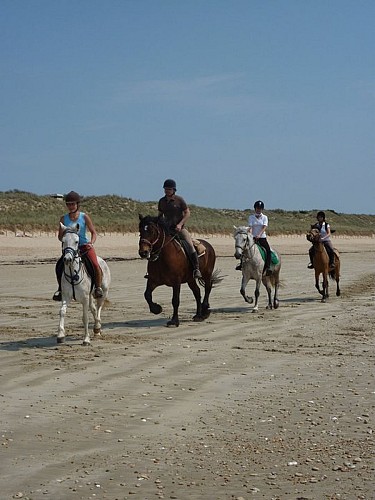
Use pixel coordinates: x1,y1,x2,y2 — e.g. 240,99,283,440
53,256,64,301
180,228,202,279
82,244,104,297
258,238,272,275
324,242,335,269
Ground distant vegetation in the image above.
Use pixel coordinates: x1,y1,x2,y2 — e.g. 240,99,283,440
0,190,374,236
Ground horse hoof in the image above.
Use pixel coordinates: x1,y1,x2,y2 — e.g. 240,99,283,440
166,321,179,327
57,337,64,344
93,328,101,335
82,340,91,346
193,315,204,322
150,304,162,315
274,302,279,309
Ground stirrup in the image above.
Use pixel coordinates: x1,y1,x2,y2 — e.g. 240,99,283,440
193,269,202,279
94,287,104,298
53,290,62,301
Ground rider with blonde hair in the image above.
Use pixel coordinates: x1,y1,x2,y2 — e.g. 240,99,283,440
53,191,103,300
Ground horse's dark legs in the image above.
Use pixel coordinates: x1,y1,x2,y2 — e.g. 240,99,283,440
144,282,162,315
201,281,213,319
167,284,181,327
187,280,204,321
315,274,328,301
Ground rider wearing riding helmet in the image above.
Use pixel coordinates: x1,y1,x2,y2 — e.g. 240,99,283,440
158,179,202,279
236,200,272,276
52,190,103,301
308,210,335,270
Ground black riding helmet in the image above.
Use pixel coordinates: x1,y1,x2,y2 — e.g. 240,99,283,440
316,211,325,219
64,191,81,203
163,179,177,190
254,200,264,210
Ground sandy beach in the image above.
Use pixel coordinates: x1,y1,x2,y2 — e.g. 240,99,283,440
0,233,374,500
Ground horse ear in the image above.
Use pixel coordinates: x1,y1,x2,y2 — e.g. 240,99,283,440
233,225,237,230
139,214,143,221
60,222,66,231
76,224,80,232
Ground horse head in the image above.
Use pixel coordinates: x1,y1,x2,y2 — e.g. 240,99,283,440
138,215,164,260
60,222,80,264
233,225,251,259
306,228,320,244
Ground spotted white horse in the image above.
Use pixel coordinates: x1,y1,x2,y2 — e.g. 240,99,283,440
233,226,281,312
57,223,111,345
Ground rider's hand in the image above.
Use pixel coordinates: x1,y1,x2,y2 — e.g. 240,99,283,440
175,223,182,232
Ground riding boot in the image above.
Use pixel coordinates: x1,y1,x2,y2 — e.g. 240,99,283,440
53,257,63,301
94,267,104,298
329,257,335,270
191,251,202,279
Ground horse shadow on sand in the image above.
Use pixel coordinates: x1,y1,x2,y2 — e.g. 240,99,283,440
0,336,61,351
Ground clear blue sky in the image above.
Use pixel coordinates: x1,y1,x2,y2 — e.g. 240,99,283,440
1,0,374,214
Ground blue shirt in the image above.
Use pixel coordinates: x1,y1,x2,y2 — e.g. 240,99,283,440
63,212,89,246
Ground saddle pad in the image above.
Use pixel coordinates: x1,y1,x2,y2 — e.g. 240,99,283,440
193,239,206,257
257,245,279,265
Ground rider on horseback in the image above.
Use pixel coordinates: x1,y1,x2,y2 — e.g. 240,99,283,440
158,179,202,279
236,200,272,276
308,211,335,270
52,191,104,301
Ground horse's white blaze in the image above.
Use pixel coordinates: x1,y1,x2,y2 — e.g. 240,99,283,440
233,225,281,311
57,223,111,345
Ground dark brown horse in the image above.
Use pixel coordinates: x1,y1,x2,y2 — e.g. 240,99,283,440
306,228,341,301
138,215,221,327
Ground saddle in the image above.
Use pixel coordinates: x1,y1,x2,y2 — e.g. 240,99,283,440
174,235,206,258
80,252,96,292
256,245,279,266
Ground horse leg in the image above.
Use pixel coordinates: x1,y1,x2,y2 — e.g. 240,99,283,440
201,281,212,319
187,279,204,321
263,277,273,310
252,279,262,312
82,299,91,345
336,276,341,297
273,273,280,309
240,273,253,304
144,281,162,315
90,296,102,337
167,284,181,327
57,299,69,343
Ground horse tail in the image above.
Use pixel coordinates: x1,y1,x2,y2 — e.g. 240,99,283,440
198,269,224,287
329,270,336,280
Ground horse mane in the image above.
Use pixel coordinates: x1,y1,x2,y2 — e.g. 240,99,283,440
140,214,170,233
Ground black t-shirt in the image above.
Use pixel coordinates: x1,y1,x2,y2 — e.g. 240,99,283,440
158,194,188,227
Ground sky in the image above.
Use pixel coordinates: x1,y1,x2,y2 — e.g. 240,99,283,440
1,0,374,214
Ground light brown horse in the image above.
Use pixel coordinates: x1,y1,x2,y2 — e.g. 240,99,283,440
306,228,341,301
138,215,222,327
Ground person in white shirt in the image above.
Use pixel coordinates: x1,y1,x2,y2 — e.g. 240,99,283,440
236,200,272,276
308,211,335,270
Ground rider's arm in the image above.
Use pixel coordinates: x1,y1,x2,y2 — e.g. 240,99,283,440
176,207,190,232
58,216,65,241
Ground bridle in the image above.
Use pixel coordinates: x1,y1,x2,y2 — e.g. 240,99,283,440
235,230,255,257
140,221,174,261
61,229,85,297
